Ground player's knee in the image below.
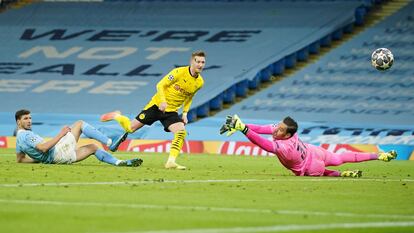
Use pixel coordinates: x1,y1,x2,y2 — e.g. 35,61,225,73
74,120,84,128
89,143,99,152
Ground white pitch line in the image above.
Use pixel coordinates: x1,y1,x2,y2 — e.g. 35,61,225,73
0,177,413,188
101,221,414,233
1,199,413,221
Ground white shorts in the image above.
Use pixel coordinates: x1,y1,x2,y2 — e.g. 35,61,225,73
52,132,77,164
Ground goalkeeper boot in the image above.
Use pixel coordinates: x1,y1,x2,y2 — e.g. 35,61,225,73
118,158,143,167
340,170,362,178
109,132,128,152
165,161,186,170
378,150,397,162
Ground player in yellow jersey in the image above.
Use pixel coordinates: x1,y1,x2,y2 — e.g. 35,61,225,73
101,51,206,170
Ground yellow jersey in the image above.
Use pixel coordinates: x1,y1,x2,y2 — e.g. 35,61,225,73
144,66,204,113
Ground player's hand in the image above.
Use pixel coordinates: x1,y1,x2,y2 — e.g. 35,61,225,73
220,115,236,136
59,126,71,137
182,114,188,125
223,115,247,136
159,102,167,113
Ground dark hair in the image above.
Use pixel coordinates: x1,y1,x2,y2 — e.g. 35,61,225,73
192,50,206,58
15,109,31,122
283,116,298,136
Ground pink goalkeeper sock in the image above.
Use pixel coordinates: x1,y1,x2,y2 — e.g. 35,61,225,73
327,152,378,166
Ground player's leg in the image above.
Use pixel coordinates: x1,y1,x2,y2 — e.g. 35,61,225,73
106,116,145,152
323,169,341,177
75,144,143,167
101,111,131,132
325,151,383,166
69,120,83,141
74,120,113,146
106,108,154,152
165,121,187,170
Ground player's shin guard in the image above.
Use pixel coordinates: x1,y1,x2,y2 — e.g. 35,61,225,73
169,130,187,160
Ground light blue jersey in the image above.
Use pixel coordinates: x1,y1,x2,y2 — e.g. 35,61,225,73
16,129,54,164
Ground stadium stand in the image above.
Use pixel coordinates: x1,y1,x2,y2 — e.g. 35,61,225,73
217,1,414,125
0,0,366,121
3,0,413,159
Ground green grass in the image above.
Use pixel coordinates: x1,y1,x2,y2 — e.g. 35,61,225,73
0,148,413,233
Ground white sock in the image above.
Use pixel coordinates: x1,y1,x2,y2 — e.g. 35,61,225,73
106,139,112,147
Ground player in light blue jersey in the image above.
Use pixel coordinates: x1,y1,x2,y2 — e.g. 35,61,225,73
15,109,143,166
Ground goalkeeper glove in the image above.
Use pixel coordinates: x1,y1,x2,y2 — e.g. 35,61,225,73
229,114,247,134
219,115,234,135
220,115,248,136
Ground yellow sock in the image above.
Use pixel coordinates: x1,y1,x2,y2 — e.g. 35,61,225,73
114,114,132,133
169,130,187,159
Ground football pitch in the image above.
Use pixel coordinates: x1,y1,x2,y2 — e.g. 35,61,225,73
0,148,413,233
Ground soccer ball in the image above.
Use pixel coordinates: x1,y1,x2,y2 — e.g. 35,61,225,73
371,48,394,71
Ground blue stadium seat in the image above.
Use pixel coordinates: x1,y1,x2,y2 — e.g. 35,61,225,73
248,73,260,90
196,102,209,118
209,93,223,110
223,85,236,104
309,41,321,54
272,59,285,75
297,47,309,62
285,53,297,69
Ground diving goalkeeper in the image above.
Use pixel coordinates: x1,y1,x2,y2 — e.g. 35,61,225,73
221,115,397,177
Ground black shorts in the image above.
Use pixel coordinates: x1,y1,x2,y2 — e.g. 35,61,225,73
135,104,183,132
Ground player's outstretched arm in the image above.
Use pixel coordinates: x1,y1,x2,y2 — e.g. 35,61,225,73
246,124,274,135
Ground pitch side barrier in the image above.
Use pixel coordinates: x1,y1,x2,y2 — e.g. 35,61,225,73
1,112,413,159
0,1,371,122
217,1,414,128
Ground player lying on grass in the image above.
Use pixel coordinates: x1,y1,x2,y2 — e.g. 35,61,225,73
100,50,206,170
15,109,142,166
220,115,397,177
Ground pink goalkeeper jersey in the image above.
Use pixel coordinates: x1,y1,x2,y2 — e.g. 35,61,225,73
245,124,317,176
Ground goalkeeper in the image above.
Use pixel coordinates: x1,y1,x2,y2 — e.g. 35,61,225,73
221,115,397,177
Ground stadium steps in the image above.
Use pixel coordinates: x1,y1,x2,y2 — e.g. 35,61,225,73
208,0,410,120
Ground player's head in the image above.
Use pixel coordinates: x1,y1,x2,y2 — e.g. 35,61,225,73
15,109,32,130
272,116,298,139
190,50,206,76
